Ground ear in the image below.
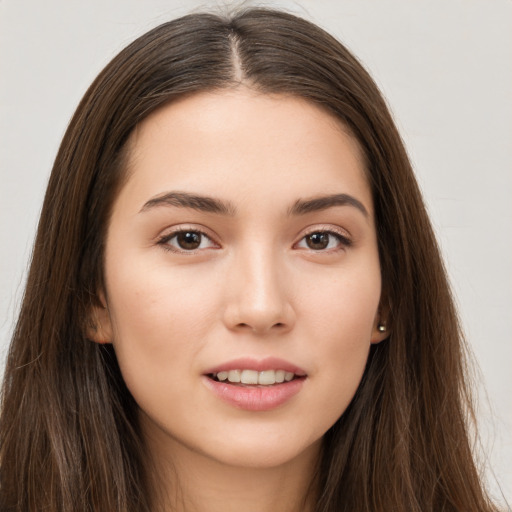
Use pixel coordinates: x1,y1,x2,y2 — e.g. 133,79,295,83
86,293,113,344
370,301,391,344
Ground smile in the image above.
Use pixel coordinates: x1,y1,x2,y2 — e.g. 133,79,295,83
210,369,298,386
203,358,307,411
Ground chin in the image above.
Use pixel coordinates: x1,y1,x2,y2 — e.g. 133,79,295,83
197,429,323,470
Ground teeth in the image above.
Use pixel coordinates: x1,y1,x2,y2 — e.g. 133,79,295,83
241,369,258,385
227,369,241,383
217,371,229,381
213,369,299,385
258,370,276,385
275,370,285,383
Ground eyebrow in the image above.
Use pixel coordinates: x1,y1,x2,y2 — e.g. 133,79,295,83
140,191,368,218
140,191,237,216
288,193,369,218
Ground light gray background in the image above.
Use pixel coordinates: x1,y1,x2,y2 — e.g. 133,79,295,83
1,0,510,506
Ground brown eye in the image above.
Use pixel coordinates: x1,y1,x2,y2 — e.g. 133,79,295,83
305,232,330,250
176,231,202,250
296,230,351,252
160,229,217,252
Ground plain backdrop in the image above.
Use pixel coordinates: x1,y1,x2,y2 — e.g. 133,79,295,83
1,0,511,506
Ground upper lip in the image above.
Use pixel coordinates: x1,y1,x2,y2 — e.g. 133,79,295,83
204,357,307,376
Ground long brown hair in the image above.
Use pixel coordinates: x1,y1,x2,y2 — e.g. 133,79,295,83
0,8,499,512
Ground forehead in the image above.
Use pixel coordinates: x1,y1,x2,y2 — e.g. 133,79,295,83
117,88,372,217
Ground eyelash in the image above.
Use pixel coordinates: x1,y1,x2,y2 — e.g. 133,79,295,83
156,227,352,254
157,228,217,254
295,228,352,252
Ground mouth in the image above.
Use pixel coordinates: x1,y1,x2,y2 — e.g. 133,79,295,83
207,369,305,386
203,358,307,412
203,357,307,410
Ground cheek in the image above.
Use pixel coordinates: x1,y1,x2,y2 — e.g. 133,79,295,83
107,256,219,336
299,266,380,417
301,262,381,344
104,262,220,393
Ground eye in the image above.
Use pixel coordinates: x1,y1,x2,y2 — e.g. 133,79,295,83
158,229,218,252
296,230,351,251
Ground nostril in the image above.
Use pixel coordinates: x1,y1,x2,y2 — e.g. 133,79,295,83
234,321,287,333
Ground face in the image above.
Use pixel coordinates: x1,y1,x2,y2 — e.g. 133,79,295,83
92,88,387,471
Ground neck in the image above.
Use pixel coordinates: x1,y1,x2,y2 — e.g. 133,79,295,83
143,423,321,512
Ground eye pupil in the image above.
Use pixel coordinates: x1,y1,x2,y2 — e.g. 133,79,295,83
177,231,201,250
306,232,329,250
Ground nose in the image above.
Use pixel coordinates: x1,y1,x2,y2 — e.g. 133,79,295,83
222,247,295,335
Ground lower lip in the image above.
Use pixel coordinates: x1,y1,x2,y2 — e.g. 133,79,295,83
203,376,305,411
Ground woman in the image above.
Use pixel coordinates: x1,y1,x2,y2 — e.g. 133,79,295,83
0,8,500,512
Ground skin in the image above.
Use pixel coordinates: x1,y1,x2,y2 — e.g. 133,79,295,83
91,88,388,512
